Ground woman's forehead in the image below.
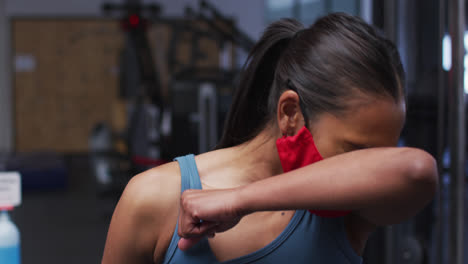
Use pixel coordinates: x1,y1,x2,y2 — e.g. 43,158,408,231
317,99,406,147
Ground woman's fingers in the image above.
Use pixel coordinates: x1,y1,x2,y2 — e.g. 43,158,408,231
178,223,219,251
192,221,219,237
178,220,219,238
176,188,246,250
180,188,243,222
178,237,202,251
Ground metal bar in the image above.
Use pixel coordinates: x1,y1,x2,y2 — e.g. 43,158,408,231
384,0,396,42
435,0,446,263
0,0,13,152
198,83,217,154
448,0,465,263
384,226,395,264
293,0,300,22
383,0,398,262
360,0,373,24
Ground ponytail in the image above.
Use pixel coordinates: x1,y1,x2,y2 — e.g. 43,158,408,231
217,19,304,149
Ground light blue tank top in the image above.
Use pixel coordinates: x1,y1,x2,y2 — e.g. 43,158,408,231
162,154,363,264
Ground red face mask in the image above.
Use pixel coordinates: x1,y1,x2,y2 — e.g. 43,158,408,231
276,126,350,218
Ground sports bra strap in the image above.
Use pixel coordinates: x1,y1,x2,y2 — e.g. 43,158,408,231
176,154,203,192
163,154,202,264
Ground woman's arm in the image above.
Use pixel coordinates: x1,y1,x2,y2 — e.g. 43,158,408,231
177,147,438,249
238,147,437,224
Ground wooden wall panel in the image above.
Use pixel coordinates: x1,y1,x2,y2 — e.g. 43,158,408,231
13,19,123,152
13,18,221,153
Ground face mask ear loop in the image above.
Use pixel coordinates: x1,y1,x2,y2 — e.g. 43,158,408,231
286,79,310,128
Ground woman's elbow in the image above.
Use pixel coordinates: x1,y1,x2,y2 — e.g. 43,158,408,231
405,148,439,197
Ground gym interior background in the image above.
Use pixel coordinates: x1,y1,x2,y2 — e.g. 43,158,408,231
0,0,465,263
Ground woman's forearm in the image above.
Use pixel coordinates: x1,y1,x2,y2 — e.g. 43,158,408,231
238,147,438,225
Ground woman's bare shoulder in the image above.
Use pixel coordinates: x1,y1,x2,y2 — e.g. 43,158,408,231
120,161,183,234
129,161,182,207
102,161,182,264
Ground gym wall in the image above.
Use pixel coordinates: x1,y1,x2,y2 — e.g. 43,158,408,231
12,18,220,152
1,0,264,153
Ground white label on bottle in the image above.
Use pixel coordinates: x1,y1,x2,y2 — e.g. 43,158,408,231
0,172,21,207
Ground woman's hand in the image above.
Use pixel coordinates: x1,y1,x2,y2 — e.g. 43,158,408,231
177,188,246,251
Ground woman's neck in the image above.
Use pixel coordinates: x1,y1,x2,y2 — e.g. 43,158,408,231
235,128,284,179
196,128,284,189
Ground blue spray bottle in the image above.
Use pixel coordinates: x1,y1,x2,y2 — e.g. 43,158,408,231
0,207,20,264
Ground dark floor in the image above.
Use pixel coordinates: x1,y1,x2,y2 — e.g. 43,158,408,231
9,154,119,264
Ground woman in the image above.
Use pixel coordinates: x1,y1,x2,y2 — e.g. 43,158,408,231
102,13,437,264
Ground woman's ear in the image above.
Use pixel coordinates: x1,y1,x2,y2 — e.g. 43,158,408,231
277,90,304,136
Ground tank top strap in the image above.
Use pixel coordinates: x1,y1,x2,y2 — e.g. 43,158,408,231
163,154,202,264
175,154,203,192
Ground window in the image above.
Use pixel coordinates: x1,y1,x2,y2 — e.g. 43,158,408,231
265,0,361,26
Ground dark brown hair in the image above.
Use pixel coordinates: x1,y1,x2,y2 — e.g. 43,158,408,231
217,13,405,149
